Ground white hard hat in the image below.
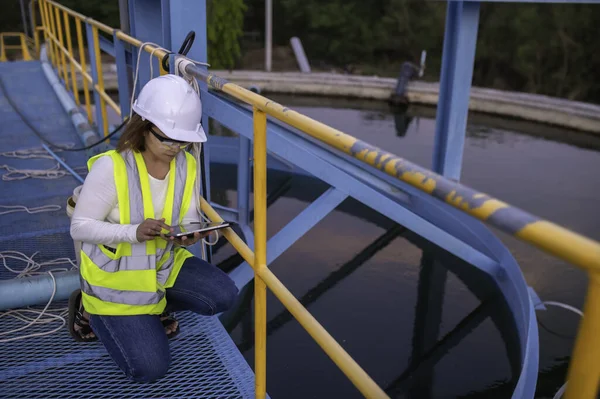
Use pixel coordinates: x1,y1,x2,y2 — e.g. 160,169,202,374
132,74,207,143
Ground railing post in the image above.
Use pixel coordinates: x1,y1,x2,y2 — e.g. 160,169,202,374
0,35,5,63
20,35,32,61
62,11,79,105
38,0,54,66
564,272,600,399
85,23,108,137
53,6,69,91
253,107,267,399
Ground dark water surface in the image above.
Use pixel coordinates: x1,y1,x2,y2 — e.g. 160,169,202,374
206,94,600,399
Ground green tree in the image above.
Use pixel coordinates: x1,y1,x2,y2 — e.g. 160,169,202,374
207,0,246,69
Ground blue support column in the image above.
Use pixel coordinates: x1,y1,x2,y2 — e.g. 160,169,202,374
432,1,480,180
127,0,165,94
169,0,208,65
85,23,105,137
113,33,132,119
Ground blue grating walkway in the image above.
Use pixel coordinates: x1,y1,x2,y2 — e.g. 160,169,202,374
0,61,258,398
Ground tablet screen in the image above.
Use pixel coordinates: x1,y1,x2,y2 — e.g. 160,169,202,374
167,221,231,237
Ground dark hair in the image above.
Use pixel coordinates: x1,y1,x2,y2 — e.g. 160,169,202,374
116,113,152,153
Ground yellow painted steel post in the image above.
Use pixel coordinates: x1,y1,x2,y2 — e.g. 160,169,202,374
40,0,56,66
62,11,79,105
0,35,5,62
20,35,32,61
46,3,58,69
39,0,54,65
34,28,40,58
253,107,267,399
91,26,109,137
53,6,69,91
75,18,92,123
564,272,600,399
32,4,40,58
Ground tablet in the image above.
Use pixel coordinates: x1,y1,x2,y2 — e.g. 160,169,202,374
165,221,233,238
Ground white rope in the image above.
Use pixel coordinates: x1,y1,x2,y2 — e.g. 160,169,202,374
0,145,87,181
538,300,584,399
0,251,77,342
0,204,61,215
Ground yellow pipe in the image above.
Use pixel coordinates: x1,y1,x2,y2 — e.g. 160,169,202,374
114,31,169,60
37,0,51,64
199,197,255,266
63,10,79,105
45,0,114,35
564,272,600,399
34,29,40,58
204,79,600,274
75,18,92,124
42,0,55,65
257,268,389,398
19,35,32,60
253,108,268,399
48,3,64,80
91,26,109,137
53,6,70,91
31,2,40,58
46,4,60,77
0,36,5,63
93,84,121,116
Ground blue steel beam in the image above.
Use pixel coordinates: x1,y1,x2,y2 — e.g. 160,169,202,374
84,23,105,140
113,33,131,119
229,187,348,290
98,35,116,57
432,1,480,180
202,91,501,279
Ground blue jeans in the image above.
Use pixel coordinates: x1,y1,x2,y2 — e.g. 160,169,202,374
89,256,239,383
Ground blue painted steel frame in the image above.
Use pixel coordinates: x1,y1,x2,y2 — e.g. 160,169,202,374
113,33,131,119
68,0,556,395
432,1,480,180
84,23,105,139
201,90,538,398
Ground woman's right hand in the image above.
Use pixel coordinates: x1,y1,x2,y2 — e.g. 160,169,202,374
136,218,173,242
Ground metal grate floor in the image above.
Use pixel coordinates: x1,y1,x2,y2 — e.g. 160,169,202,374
0,307,257,398
0,61,259,399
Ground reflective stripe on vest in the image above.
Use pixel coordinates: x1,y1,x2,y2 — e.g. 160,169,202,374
79,149,196,315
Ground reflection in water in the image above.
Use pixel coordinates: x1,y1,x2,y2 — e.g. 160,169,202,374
209,176,520,397
205,94,599,398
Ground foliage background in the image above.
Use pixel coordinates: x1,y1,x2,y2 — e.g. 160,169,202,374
1,0,598,103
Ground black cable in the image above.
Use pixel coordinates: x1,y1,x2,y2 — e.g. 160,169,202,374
161,30,196,72
0,74,128,152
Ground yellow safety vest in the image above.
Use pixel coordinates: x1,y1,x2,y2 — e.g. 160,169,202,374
79,149,196,316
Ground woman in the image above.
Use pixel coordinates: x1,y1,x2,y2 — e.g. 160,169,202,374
68,74,239,383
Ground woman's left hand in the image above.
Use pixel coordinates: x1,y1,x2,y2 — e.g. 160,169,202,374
161,231,211,247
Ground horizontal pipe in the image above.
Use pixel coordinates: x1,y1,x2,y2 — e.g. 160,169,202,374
258,267,388,398
0,270,79,311
183,61,600,273
40,45,100,147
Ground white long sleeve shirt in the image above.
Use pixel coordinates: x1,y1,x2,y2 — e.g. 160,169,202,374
70,155,200,246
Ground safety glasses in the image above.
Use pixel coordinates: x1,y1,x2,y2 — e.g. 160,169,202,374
149,127,190,149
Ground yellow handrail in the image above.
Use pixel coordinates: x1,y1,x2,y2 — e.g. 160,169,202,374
0,33,34,62
30,1,600,398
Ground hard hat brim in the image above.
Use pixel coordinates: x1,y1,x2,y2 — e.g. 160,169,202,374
153,120,208,143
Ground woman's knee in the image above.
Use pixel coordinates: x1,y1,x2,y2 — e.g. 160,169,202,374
213,276,239,313
126,350,171,383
